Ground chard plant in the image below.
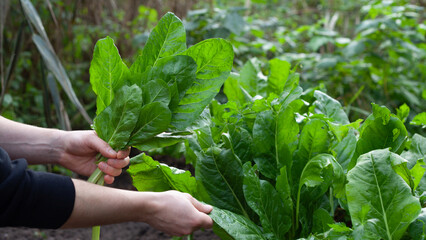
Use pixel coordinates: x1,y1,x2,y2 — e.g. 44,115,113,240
128,57,426,239
87,12,233,239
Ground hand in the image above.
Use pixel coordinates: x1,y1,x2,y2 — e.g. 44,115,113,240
58,130,130,184
142,191,213,236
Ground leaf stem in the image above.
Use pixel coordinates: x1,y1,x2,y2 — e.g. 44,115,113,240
329,188,334,216
295,185,301,231
92,225,100,240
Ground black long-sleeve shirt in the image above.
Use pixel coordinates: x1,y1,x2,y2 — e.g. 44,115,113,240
0,147,75,229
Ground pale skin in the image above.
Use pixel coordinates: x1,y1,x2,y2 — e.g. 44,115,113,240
0,116,213,236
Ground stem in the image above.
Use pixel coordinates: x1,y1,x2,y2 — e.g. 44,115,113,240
187,234,193,240
92,226,100,240
328,187,334,217
295,186,301,231
88,155,108,240
329,188,334,216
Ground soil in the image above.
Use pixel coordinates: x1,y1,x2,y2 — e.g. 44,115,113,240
0,151,220,240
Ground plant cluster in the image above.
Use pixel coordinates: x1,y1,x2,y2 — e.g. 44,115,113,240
87,12,233,239
128,56,426,239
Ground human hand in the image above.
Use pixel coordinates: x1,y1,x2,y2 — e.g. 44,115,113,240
142,191,213,236
57,130,130,184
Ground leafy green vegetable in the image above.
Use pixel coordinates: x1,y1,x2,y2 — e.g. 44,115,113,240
346,149,421,240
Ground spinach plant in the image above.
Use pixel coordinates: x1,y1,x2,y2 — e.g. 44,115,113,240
87,12,233,239
128,57,426,239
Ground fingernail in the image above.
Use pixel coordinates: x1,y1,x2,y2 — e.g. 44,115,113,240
108,149,116,155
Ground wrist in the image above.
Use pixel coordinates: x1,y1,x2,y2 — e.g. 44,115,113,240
133,192,162,223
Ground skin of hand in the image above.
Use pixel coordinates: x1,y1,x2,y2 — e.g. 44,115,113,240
63,180,213,236
57,130,130,184
0,116,129,184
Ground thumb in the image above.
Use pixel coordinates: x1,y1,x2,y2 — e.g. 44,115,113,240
87,132,117,159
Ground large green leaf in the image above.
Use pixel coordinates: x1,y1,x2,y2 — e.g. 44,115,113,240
89,36,129,114
93,85,142,150
146,55,198,110
210,207,267,240
195,148,249,218
292,119,330,184
243,162,291,239
141,78,171,106
402,134,426,169
128,102,171,146
172,38,234,129
222,125,253,164
128,153,197,196
224,72,252,107
130,12,186,73
252,110,277,179
334,128,357,171
239,58,261,97
349,114,408,170
346,149,421,240
313,91,350,125
407,208,426,240
268,58,291,95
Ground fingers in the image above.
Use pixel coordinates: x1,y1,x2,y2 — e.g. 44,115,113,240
87,132,117,158
117,147,131,159
107,157,130,169
98,161,122,177
187,194,213,214
104,175,115,185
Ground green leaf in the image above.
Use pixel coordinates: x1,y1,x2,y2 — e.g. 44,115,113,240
239,58,261,97
133,132,191,151
346,149,421,240
276,106,299,174
372,103,391,125
312,208,334,234
243,162,292,238
172,38,234,129
141,79,171,106
268,58,291,95
410,159,426,191
334,128,357,171
252,110,277,179
349,114,408,170
396,103,410,123
149,55,198,111
195,148,249,217
292,119,330,184
407,208,426,240
210,207,267,240
224,72,252,107
276,166,293,224
90,36,129,114
411,112,426,128
93,85,142,150
224,125,253,164
313,91,350,125
402,134,426,169
128,153,197,196
131,12,186,73
128,102,172,146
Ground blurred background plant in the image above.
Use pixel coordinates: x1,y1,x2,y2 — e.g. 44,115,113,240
1,0,425,144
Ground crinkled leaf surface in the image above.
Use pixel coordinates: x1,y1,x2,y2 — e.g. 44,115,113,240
243,162,292,239
292,119,330,184
128,153,197,196
128,102,171,146
346,149,421,240
93,85,141,150
141,78,171,106
349,115,408,170
313,90,350,125
172,38,233,129
90,36,129,114
195,148,249,218
131,12,186,73
210,207,267,240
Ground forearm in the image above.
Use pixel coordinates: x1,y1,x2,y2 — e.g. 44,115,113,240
0,116,64,164
61,179,153,228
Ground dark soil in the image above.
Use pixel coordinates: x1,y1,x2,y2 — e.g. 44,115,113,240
1,151,220,240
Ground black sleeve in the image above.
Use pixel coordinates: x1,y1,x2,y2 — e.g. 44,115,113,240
0,147,76,229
